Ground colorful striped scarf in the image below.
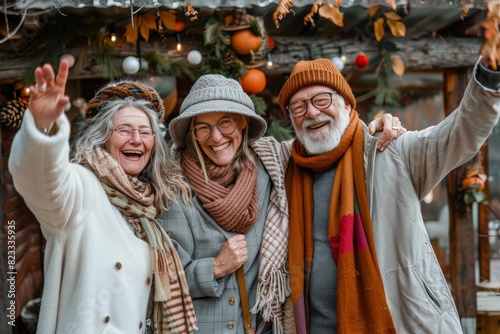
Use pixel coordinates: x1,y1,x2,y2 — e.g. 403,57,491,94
285,112,395,334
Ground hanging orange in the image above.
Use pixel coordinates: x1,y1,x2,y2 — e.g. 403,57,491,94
462,176,485,191
239,69,266,95
231,29,262,55
175,18,186,31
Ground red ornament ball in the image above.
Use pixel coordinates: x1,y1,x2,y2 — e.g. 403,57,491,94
267,37,275,49
239,69,266,95
354,53,369,69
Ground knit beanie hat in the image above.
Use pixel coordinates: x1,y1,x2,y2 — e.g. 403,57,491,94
277,58,356,115
169,74,267,149
86,80,165,122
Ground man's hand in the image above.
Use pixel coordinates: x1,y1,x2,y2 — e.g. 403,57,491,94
368,113,407,151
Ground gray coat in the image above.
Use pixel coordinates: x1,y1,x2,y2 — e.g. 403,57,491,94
282,61,500,333
159,160,272,334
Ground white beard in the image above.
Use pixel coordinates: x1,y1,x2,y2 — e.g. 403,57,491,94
293,100,350,156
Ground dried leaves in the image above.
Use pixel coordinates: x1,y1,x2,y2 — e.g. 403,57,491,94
370,5,406,42
481,0,500,70
273,0,294,28
272,0,344,28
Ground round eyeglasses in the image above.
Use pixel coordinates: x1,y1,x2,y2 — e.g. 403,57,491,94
191,117,237,142
286,92,335,118
112,125,154,138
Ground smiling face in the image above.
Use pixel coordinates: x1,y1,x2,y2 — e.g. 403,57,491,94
105,106,155,176
289,85,351,156
193,112,246,167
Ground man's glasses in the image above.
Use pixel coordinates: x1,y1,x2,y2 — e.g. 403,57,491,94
191,117,237,142
112,125,154,138
286,92,335,118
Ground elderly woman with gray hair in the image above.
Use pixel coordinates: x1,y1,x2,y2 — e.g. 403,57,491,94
158,74,402,334
8,59,197,334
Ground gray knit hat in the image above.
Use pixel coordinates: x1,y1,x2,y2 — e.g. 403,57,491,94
169,74,267,149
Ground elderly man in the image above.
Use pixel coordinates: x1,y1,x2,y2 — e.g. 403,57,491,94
277,58,500,333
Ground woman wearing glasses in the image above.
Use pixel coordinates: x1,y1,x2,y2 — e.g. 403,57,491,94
8,59,197,333
158,74,402,334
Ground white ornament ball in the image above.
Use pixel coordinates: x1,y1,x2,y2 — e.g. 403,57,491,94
331,56,345,71
60,54,75,68
140,58,149,71
187,50,202,65
122,56,140,75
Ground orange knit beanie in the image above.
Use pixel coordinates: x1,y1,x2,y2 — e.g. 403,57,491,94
277,58,356,115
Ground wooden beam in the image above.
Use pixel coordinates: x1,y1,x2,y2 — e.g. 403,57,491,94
0,36,484,82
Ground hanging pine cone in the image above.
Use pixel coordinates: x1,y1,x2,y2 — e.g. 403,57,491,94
1,98,29,128
223,49,237,67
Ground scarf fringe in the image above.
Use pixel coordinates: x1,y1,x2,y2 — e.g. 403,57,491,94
251,268,290,334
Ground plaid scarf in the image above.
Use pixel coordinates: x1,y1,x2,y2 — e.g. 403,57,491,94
85,148,197,334
285,112,395,334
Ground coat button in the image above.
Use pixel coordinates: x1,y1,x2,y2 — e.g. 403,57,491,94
115,262,122,270
139,321,143,329
104,316,110,323
146,277,151,285
228,297,235,305
227,322,234,330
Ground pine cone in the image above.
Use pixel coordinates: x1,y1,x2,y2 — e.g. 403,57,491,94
0,98,29,128
223,49,237,66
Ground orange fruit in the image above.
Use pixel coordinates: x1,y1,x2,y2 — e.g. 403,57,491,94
231,29,262,55
462,176,485,190
239,69,266,95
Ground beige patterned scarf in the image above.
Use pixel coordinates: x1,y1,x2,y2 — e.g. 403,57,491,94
85,148,198,333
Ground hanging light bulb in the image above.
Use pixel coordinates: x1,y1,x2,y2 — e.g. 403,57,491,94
339,46,347,63
110,33,117,42
176,33,182,52
266,52,273,69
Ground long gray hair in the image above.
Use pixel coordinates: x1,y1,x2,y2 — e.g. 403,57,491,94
71,97,191,211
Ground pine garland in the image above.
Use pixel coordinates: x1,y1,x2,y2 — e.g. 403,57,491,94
374,48,400,106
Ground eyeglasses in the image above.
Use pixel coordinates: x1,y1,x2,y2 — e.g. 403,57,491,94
191,117,237,142
286,92,335,118
112,125,154,138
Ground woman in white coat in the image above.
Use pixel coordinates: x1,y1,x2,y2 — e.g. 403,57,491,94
8,59,197,334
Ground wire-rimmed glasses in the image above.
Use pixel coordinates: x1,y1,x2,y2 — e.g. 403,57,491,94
191,117,238,142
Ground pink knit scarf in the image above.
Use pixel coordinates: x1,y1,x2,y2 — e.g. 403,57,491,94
181,152,258,233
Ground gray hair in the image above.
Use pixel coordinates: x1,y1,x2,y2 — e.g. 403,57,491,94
71,97,191,211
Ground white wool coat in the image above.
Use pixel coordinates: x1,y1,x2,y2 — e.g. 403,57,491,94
8,111,152,334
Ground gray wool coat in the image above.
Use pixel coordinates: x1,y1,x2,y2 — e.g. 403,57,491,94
281,59,500,334
159,159,274,334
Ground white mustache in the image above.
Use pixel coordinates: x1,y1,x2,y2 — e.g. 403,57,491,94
301,114,334,129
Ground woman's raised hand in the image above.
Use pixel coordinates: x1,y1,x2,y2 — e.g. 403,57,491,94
29,59,70,132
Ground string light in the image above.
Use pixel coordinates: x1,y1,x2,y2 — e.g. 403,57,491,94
266,52,273,69
339,46,347,63
176,33,182,52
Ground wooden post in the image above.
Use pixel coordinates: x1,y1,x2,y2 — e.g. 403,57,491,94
478,146,491,282
443,67,477,332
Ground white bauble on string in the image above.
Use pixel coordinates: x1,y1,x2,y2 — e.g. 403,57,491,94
187,50,202,65
140,58,149,71
60,54,75,68
331,56,345,71
122,56,140,74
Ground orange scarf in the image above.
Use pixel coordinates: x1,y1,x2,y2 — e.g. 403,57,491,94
285,112,395,334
